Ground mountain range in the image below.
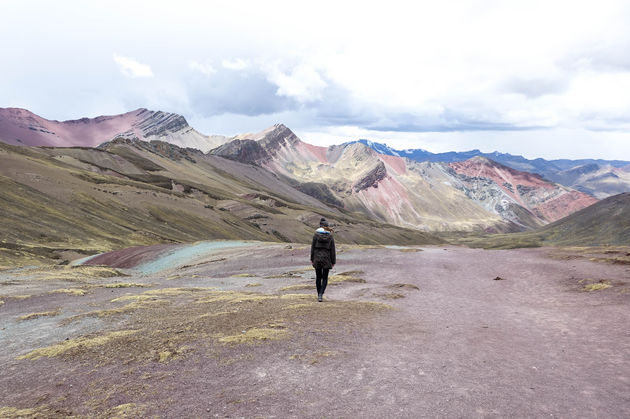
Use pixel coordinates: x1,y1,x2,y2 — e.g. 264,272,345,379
356,139,630,199
0,107,627,265
212,125,597,231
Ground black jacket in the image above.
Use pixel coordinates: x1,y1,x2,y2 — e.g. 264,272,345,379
310,230,336,269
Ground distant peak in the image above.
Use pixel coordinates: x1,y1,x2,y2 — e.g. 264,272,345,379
469,155,492,163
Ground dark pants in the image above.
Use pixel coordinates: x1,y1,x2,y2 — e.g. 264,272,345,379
315,267,330,295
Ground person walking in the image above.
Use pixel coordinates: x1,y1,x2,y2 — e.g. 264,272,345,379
310,218,336,302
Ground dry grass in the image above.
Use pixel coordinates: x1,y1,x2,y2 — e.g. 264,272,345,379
49,288,87,296
108,403,147,418
290,350,337,364
279,284,312,291
381,292,406,299
0,407,45,418
102,283,151,288
550,246,630,266
245,283,261,287
17,330,139,360
218,328,289,344
18,310,61,321
16,265,129,283
231,273,257,278
329,275,366,284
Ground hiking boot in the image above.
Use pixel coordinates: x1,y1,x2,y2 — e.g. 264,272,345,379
318,294,323,302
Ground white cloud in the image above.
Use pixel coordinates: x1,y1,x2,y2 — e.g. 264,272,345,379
265,63,327,103
113,54,154,78
222,58,249,71
3,0,630,159
188,60,216,77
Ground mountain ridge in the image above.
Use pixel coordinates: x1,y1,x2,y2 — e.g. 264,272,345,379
0,107,227,152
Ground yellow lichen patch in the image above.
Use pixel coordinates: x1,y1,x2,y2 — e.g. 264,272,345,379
109,403,146,419
231,273,256,278
17,330,138,360
0,406,44,418
218,328,289,344
0,300,4,305
584,282,612,292
196,291,273,304
49,288,87,296
102,283,151,288
18,310,60,321
245,283,261,287
13,295,32,300
279,284,312,291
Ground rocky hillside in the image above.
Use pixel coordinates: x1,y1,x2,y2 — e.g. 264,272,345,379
0,107,226,152
213,125,597,232
448,157,598,228
0,140,442,267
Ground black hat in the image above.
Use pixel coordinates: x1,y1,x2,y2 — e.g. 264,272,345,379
319,217,329,227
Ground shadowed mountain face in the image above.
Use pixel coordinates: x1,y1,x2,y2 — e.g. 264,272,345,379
0,139,442,267
213,126,597,232
545,164,630,199
357,139,630,198
0,107,227,152
459,192,630,248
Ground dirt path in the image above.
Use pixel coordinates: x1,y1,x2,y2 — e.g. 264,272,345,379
1,244,629,417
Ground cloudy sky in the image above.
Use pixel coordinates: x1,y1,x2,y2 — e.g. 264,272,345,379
1,0,630,159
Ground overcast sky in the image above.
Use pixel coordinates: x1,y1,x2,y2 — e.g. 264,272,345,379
1,0,630,159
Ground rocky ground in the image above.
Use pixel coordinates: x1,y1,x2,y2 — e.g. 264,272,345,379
1,242,629,418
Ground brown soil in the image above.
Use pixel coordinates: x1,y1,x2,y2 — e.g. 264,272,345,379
1,244,629,418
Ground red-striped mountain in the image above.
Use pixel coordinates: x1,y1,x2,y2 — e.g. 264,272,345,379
448,157,598,227
212,125,598,231
0,107,226,152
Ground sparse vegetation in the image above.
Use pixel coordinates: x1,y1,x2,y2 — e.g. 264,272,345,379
218,328,290,344
49,288,87,296
18,310,61,321
18,330,139,360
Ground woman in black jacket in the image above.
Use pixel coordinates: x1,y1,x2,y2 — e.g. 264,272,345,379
310,218,336,302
